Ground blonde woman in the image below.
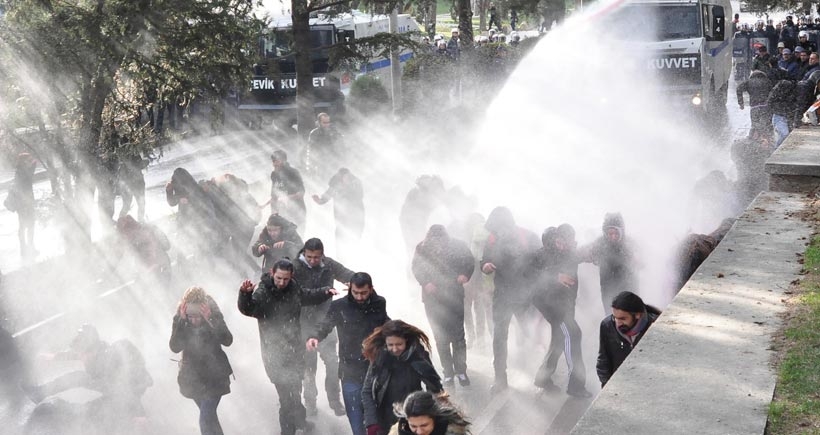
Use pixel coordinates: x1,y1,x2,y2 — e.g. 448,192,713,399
170,286,233,435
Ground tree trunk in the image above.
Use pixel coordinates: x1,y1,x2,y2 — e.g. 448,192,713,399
457,0,473,49
292,0,316,146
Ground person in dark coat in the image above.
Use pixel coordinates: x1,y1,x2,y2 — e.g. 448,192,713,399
115,214,172,282
24,324,153,430
237,259,338,435
252,214,303,271
165,167,218,259
362,320,443,435
202,173,260,273
412,225,475,387
265,150,306,230
307,112,345,177
672,218,735,293
388,391,470,435
7,152,37,259
596,291,661,387
312,167,365,258
307,272,390,435
117,152,147,222
767,79,799,146
579,212,640,314
528,225,590,398
487,2,501,31
399,175,446,261
737,70,774,136
170,286,233,435
480,206,540,393
294,238,355,416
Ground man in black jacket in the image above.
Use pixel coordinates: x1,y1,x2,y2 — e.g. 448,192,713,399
480,206,540,393
238,259,337,435
307,272,389,435
737,70,774,136
266,150,306,229
596,291,661,387
295,238,355,416
412,224,475,388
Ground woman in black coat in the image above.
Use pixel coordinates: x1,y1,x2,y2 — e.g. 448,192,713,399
361,320,443,435
170,286,233,435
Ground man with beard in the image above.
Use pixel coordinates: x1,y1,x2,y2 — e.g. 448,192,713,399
480,206,541,393
307,113,344,177
412,225,475,388
306,272,390,435
238,259,338,435
529,224,590,398
294,238,354,417
597,291,662,387
580,212,640,315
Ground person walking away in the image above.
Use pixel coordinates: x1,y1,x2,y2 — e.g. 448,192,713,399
596,291,661,386
306,272,390,435
237,259,338,435
118,152,148,222
362,320,443,435
294,238,355,417
170,286,233,435
412,225,475,388
736,70,773,137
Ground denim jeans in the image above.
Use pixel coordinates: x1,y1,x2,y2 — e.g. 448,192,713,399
772,114,789,147
194,397,223,435
341,381,365,435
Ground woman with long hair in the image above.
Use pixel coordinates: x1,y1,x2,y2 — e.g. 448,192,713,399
169,286,233,435
362,320,443,435
389,391,470,435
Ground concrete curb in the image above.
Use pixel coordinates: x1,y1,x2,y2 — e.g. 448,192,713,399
570,191,812,434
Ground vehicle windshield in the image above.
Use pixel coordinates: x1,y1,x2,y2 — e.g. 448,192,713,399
259,29,334,59
602,4,702,41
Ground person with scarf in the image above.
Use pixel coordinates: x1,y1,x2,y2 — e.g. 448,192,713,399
170,286,233,435
362,320,443,435
412,225,475,388
596,291,662,387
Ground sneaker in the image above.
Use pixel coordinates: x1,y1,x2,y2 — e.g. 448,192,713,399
443,377,455,388
456,373,471,387
489,379,508,395
534,378,560,392
566,387,593,399
329,399,346,416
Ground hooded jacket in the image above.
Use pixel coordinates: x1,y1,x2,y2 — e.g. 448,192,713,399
310,291,390,382
737,70,773,107
480,207,540,302
581,213,639,297
412,226,475,306
596,305,661,386
237,273,332,383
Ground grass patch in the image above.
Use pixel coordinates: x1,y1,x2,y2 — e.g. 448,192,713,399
768,235,820,434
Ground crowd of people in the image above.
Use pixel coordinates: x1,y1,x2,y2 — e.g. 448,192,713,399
735,15,820,146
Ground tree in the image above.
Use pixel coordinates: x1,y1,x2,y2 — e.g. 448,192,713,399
0,0,262,239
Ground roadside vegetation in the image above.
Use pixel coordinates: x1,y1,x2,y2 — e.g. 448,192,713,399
768,233,820,434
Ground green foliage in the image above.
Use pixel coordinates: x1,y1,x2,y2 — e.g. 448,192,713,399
768,235,820,434
348,74,391,114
